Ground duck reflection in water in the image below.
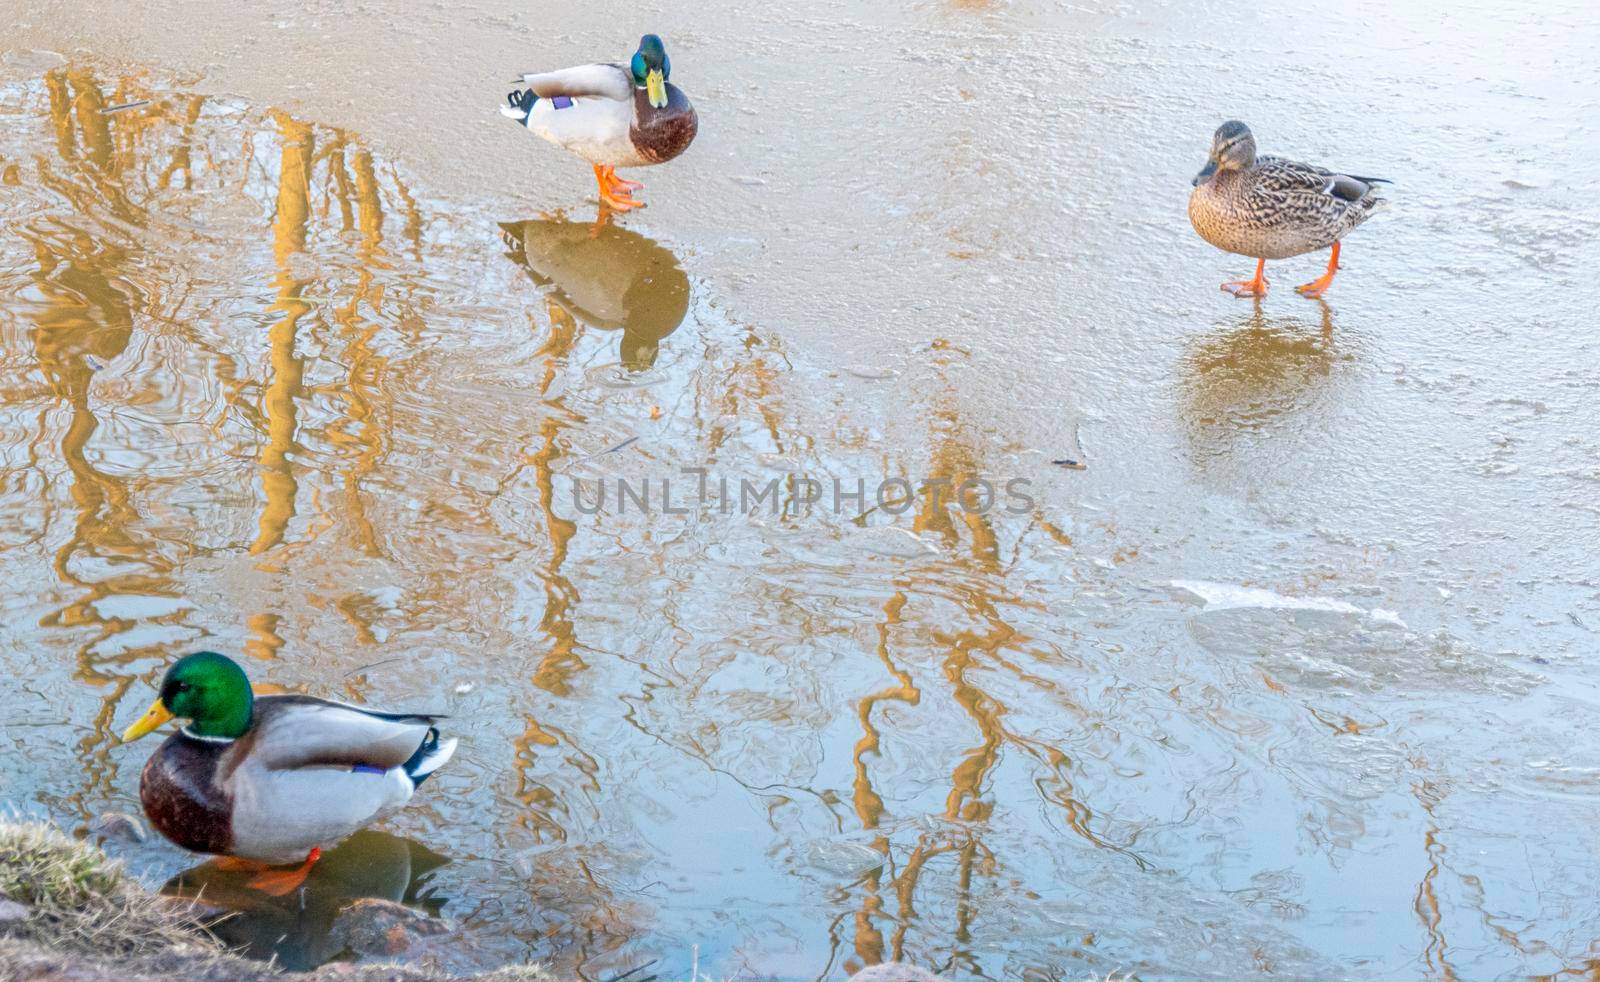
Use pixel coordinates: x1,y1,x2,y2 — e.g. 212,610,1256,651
1179,300,1353,468
160,830,449,971
500,213,689,372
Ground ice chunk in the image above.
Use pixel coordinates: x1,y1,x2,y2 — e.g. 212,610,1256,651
1171,580,1363,615
1170,579,1406,629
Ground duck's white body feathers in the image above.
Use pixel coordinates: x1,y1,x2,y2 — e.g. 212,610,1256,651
227,758,416,864
503,63,650,168
516,63,632,101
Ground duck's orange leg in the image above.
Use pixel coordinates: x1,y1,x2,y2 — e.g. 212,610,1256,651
592,164,643,211
1221,257,1269,298
245,847,321,897
1296,241,1340,299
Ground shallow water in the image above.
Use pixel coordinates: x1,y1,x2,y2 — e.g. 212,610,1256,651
1,0,1600,977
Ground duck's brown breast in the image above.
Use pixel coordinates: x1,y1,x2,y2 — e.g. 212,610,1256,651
1189,172,1338,260
630,83,698,164
140,732,233,855
1189,182,1256,257
1190,187,1281,259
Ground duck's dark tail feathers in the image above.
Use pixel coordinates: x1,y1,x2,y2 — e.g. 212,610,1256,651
403,727,458,788
502,88,538,126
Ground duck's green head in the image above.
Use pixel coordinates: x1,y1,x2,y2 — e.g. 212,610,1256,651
1194,119,1256,186
630,34,672,109
122,650,254,742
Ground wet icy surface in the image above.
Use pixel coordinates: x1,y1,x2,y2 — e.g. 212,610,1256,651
2,0,1600,976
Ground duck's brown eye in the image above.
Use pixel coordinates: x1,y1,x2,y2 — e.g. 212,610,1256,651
177,682,192,692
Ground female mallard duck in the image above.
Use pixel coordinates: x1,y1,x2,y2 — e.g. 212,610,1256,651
121,651,456,895
501,34,698,212
1189,120,1389,299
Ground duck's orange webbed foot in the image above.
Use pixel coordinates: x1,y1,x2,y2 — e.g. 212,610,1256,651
1222,278,1269,298
1221,258,1269,298
1295,241,1341,299
1294,276,1334,299
245,847,321,897
593,164,644,211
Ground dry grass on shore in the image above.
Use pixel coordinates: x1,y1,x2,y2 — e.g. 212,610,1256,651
0,820,209,958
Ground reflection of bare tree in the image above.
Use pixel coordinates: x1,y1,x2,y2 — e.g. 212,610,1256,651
852,591,917,831
318,140,388,558
1411,779,1461,979
388,165,426,263
827,358,1152,972
157,96,205,190
69,69,113,172
251,112,312,555
43,71,76,158
22,69,162,818
510,296,587,844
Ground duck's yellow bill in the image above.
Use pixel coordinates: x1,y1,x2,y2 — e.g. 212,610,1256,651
122,699,174,742
646,69,667,109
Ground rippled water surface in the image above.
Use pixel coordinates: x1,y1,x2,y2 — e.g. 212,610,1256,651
2,0,1600,977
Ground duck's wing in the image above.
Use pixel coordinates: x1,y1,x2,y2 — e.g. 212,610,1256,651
229,694,443,773
1256,156,1390,202
511,63,632,102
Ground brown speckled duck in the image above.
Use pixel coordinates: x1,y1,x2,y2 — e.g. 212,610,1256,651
502,34,698,212
1189,121,1388,299
121,651,456,895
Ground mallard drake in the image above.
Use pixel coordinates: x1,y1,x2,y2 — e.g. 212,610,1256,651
501,34,698,212
1189,121,1388,299
121,651,456,895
